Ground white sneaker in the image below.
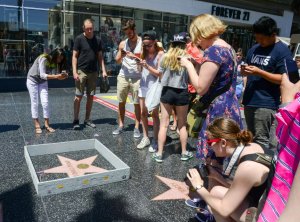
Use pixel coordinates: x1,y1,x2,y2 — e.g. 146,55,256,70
137,137,150,149
148,140,158,153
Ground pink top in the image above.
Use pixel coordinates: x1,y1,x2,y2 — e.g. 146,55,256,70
258,92,300,222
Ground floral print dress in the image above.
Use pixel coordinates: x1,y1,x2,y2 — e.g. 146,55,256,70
196,45,243,160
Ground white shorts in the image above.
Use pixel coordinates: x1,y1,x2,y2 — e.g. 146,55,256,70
138,86,149,98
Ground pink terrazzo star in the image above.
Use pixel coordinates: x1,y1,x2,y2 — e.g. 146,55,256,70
152,175,191,201
43,155,107,178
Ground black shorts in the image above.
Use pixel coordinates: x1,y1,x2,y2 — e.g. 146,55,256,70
160,86,189,106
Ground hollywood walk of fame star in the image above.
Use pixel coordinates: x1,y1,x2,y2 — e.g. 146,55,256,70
151,175,192,201
43,155,107,178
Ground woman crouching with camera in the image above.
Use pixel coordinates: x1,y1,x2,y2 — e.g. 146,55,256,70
187,117,272,222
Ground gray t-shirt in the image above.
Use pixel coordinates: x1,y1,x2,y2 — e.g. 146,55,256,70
158,55,189,89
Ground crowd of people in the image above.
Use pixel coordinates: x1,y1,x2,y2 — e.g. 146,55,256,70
26,15,300,222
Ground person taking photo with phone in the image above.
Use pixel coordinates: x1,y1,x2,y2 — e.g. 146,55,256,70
113,19,142,138
135,30,164,151
26,48,68,134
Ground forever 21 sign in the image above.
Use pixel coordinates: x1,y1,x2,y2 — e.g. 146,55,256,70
211,5,250,21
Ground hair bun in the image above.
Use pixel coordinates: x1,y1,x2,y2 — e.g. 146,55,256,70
237,130,253,144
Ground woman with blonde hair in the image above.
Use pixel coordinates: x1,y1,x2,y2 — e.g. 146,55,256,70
152,32,193,162
180,14,243,164
136,30,164,151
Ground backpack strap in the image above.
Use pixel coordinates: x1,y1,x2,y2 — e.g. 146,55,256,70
223,144,245,177
239,153,273,168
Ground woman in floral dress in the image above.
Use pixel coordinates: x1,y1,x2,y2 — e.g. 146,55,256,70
180,14,243,162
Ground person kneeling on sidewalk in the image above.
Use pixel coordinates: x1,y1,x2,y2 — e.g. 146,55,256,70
187,117,273,222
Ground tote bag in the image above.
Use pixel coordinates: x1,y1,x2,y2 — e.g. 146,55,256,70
145,78,162,112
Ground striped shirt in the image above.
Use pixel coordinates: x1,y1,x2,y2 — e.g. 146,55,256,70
258,92,300,222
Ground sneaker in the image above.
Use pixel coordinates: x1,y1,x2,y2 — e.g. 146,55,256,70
181,151,193,161
148,140,158,153
73,120,80,130
137,137,150,149
152,153,163,163
185,198,207,209
112,127,124,135
194,210,215,222
133,128,141,138
84,120,96,128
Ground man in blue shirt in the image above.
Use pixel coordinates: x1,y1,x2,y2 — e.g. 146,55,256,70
242,16,297,149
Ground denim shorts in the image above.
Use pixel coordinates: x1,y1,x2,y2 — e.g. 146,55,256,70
160,86,189,106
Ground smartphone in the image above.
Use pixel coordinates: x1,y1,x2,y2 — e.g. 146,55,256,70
62,70,68,76
134,58,141,63
240,63,248,69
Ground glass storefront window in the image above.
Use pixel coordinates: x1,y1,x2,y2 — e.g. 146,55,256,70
23,0,62,9
101,5,133,18
135,9,162,21
1,1,19,5
163,13,187,25
66,1,99,14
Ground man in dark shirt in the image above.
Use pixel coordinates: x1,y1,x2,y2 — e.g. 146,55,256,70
242,16,298,149
72,18,107,130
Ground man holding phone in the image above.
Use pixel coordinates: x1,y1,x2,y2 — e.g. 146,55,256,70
241,16,299,149
113,19,142,137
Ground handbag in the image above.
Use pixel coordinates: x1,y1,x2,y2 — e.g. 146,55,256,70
187,97,209,138
187,81,232,138
145,78,162,112
99,76,110,93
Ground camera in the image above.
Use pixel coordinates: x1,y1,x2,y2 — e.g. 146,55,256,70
196,163,209,179
184,163,209,189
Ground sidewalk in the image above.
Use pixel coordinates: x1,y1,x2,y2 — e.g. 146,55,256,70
0,88,198,222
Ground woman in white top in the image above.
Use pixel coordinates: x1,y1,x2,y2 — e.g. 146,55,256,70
136,31,164,151
26,48,68,134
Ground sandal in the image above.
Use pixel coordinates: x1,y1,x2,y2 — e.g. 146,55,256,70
169,125,177,131
45,126,55,133
35,127,42,134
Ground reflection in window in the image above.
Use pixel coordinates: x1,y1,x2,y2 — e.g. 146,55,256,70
23,0,62,9
102,5,133,18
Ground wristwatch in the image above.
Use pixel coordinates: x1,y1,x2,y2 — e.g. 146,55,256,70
195,184,204,191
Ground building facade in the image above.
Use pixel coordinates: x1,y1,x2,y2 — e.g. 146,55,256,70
0,0,294,80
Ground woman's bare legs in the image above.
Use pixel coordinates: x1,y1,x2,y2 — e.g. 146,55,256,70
139,97,149,138
175,105,189,154
157,102,173,156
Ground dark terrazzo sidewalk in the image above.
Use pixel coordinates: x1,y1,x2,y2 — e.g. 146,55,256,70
0,88,200,222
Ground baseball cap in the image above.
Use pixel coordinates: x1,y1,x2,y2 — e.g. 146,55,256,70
171,32,189,44
142,30,157,41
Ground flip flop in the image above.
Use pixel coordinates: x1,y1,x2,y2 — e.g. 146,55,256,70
45,126,55,133
35,127,42,134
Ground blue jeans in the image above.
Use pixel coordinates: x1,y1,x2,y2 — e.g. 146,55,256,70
244,106,277,149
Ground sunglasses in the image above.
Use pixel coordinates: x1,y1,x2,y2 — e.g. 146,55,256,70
143,44,154,48
206,138,221,146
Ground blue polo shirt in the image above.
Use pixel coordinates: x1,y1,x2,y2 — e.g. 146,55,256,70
242,41,293,109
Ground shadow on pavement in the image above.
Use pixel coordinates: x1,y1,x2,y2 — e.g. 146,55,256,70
76,191,154,222
0,124,20,133
0,183,36,222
